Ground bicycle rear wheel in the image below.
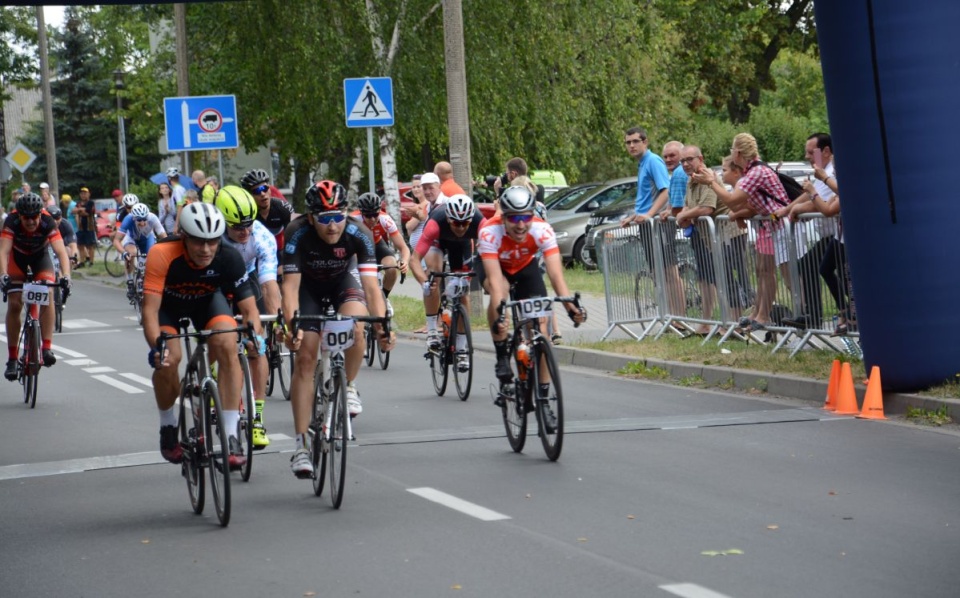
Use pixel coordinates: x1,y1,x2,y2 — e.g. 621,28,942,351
376,333,390,370
203,380,231,527
430,322,450,396
103,246,125,278
452,305,473,401
53,287,63,333
364,323,376,367
179,373,205,514
238,352,254,482
311,363,326,497
278,347,293,400
22,320,41,408
501,343,528,452
327,367,349,509
533,338,564,461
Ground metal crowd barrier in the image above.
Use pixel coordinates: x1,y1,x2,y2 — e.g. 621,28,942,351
598,213,860,356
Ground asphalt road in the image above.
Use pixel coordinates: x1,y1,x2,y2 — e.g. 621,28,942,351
1,277,959,598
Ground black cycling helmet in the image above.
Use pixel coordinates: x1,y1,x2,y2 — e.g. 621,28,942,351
305,180,347,213
16,192,44,217
356,192,382,214
46,205,62,219
240,168,270,191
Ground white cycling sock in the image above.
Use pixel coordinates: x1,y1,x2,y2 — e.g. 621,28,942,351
426,315,438,332
159,405,178,428
295,433,307,451
222,410,240,440
456,334,467,351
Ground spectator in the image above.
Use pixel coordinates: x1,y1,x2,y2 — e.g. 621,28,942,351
9,188,22,214
619,127,685,320
716,156,751,324
174,189,200,231
39,182,54,207
658,140,688,317
21,182,31,195
434,161,465,198
74,186,98,268
492,157,531,198
408,172,443,250
111,188,123,208
676,145,721,334
157,182,177,234
203,176,219,203
403,174,425,238
166,167,186,207
60,193,77,230
692,133,791,332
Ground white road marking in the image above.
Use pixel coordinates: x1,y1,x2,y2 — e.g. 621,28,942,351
60,319,109,329
84,366,116,374
119,372,154,387
660,583,735,598
407,487,511,521
49,343,85,358
55,328,122,336
0,451,161,481
65,358,97,366
90,374,144,394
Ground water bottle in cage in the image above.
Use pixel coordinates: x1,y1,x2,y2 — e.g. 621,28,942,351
441,308,452,337
516,342,531,380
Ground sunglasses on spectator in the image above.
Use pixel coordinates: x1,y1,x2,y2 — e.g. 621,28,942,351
506,214,534,224
251,184,269,195
361,211,380,219
230,222,253,231
314,212,346,225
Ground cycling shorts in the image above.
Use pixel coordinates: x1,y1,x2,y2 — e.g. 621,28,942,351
7,251,56,284
158,290,236,335
297,271,366,334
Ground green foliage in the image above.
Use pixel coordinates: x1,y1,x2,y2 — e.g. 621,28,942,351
618,361,670,380
905,405,953,427
0,7,38,99
744,104,812,162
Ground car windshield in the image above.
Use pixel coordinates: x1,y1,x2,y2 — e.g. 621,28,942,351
550,185,599,210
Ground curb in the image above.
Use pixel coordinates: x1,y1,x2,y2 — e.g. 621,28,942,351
399,331,959,419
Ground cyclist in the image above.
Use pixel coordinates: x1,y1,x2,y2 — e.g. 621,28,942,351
241,169,294,258
113,200,167,300
46,205,79,267
142,202,263,469
352,191,410,310
215,185,279,450
115,193,138,231
0,193,72,380
478,186,586,404
281,180,392,479
408,193,484,359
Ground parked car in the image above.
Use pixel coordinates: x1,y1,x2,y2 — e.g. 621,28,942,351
549,177,636,268
93,198,117,247
543,182,599,210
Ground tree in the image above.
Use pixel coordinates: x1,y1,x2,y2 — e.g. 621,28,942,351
0,7,38,189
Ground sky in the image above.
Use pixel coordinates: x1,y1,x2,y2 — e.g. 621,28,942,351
44,6,66,28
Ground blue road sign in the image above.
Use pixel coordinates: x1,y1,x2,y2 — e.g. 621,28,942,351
163,95,239,152
344,77,394,128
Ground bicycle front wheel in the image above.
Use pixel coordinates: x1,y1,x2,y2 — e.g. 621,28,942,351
203,380,231,527
23,320,41,408
501,344,528,453
364,323,375,367
452,305,473,401
53,287,63,333
376,332,390,370
278,347,293,401
238,352,254,482
533,339,564,461
311,363,327,497
103,246,125,278
179,373,205,515
327,367,349,509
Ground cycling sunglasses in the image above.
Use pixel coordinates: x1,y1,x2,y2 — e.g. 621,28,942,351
230,222,253,231
449,218,471,227
361,211,380,219
251,184,270,195
314,212,347,225
505,214,534,224
135,217,148,223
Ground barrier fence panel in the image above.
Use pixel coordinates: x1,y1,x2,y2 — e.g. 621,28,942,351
599,222,663,341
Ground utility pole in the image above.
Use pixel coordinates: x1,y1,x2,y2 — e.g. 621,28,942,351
442,0,472,195
174,3,190,174
36,6,59,197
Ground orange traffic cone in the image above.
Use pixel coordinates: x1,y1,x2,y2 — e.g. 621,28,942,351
857,366,887,420
834,362,860,415
824,359,841,411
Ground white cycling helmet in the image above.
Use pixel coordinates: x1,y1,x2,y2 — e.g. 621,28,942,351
178,202,225,239
499,185,536,214
131,203,150,220
165,167,181,178
445,193,475,221
121,193,139,208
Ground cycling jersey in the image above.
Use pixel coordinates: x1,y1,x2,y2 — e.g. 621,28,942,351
256,198,294,252
477,215,559,275
414,210,484,271
350,210,400,244
283,215,378,283
2,211,62,257
116,205,131,227
57,219,76,247
119,213,165,254
221,220,278,285
143,237,253,312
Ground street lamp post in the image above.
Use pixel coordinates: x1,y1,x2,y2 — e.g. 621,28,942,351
113,69,128,191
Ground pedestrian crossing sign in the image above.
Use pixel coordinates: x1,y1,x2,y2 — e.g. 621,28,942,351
344,77,395,128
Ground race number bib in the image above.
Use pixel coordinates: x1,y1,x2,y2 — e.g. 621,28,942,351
22,283,51,306
321,318,355,351
516,297,553,320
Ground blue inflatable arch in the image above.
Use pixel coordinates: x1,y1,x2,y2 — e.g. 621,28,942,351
814,1,960,391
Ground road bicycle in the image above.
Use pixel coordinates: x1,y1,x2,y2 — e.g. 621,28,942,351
156,320,256,527
103,244,126,278
50,249,73,334
290,309,390,509
262,312,292,400
364,264,403,371
496,292,582,461
125,251,147,324
423,270,474,401
2,279,66,409
230,316,259,483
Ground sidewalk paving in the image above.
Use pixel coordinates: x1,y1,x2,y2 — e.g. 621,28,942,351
75,269,959,421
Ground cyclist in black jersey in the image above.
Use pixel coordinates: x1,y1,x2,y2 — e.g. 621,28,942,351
241,169,294,259
281,180,393,479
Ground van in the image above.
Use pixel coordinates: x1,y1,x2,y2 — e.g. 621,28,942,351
529,170,568,194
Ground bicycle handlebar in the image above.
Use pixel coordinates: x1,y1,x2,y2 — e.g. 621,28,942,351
289,310,391,339
496,293,584,328
156,321,257,362
378,263,406,284
1,279,65,304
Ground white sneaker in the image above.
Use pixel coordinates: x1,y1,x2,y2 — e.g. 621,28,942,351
346,383,362,416
290,448,313,479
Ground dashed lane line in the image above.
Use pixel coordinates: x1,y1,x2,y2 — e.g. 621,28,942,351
407,487,511,521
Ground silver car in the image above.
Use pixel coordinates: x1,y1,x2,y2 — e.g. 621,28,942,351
549,177,637,268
